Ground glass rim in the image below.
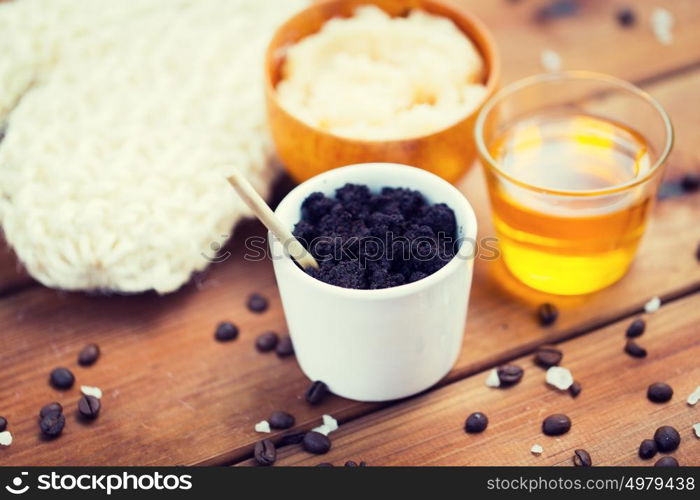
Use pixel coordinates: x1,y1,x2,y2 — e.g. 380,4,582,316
474,71,674,197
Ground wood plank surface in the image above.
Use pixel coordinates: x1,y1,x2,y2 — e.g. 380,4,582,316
1,0,699,466
248,292,700,466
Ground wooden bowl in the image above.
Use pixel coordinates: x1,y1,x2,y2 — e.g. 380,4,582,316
264,0,500,184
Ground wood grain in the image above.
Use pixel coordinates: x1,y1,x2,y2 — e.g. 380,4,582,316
246,292,700,466
0,1,699,466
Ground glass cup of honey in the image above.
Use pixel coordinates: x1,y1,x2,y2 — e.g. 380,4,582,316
475,72,673,295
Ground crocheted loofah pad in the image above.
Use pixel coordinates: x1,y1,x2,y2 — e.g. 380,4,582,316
0,0,308,293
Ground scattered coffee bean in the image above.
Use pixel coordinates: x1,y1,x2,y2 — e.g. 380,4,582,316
275,336,294,358
654,425,681,452
624,340,647,358
49,367,75,390
0,416,7,432
77,395,101,419
535,0,579,22
254,439,276,466
681,173,700,193
305,381,329,405
465,412,489,434
279,432,306,446
542,414,571,436
78,343,101,366
268,411,295,430
39,413,65,438
497,365,524,386
359,461,367,467
572,449,592,467
616,6,636,27
214,322,239,342
345,460,358,467
647,382,673,403
316,462,334,467
534,346,563,368
569,381,582,398
626,318,645,338
303,431,331,454
39,402,63,419
255,332,279,352
537,303,558,326
247,293,269,313
655,456,679,467
638,439,657,460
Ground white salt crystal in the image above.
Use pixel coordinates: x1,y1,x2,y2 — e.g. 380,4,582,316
541,49,562,72
254,420,271,433
693,423,700,438
312,424,331,436
687,386,700,406
531,444,543,455
322,414,338,433
651,8,674,45
81,385,103,399
0,431,12,446
644,296,661,313
485,369,501,388
546,366,574,390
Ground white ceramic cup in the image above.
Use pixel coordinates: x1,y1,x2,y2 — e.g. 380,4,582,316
270,163,477,402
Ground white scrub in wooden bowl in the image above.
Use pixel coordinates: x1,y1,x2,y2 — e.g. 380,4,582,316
277,6,487,141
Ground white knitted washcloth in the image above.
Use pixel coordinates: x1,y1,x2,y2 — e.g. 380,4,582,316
0,0,308,293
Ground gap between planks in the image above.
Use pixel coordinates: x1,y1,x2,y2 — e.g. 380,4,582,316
225,284,700,466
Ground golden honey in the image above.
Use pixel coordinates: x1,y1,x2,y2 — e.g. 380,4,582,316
486,112,654,295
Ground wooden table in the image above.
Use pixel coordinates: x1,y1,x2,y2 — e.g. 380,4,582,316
1,0,699,467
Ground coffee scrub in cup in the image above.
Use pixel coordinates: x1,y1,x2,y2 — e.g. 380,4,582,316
269,163,477,402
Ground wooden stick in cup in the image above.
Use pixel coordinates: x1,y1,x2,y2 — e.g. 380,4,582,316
227,171,319,270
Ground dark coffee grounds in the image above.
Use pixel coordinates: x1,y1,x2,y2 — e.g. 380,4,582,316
293,184,457,290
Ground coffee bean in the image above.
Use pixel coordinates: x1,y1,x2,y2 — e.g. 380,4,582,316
0,416,7,432
624,340,647,358
654,425,680,452
255,332,279,352
268,411,295,430
214,322,238,342
345,460,358,467
49,367,75,390
303,431,331,454
497,365,524,386
78,343,100,366
305,381,329,405
247,293,269,313
681,173,700,193
279,432,306,446
616,6,636,27
569,381,582,398
39,413,65,437
625,318,645,338
316,462,334,467
39,402,63,419
655,456,679,467
638,439,657,460
542,414,571,436
275,336,294,358
77,395,101,419
647,382,673,403
572,449,592,467
465,412,488,434
534,346,562,368
254,439,276,466
537,303,558,326
359,461,367,467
